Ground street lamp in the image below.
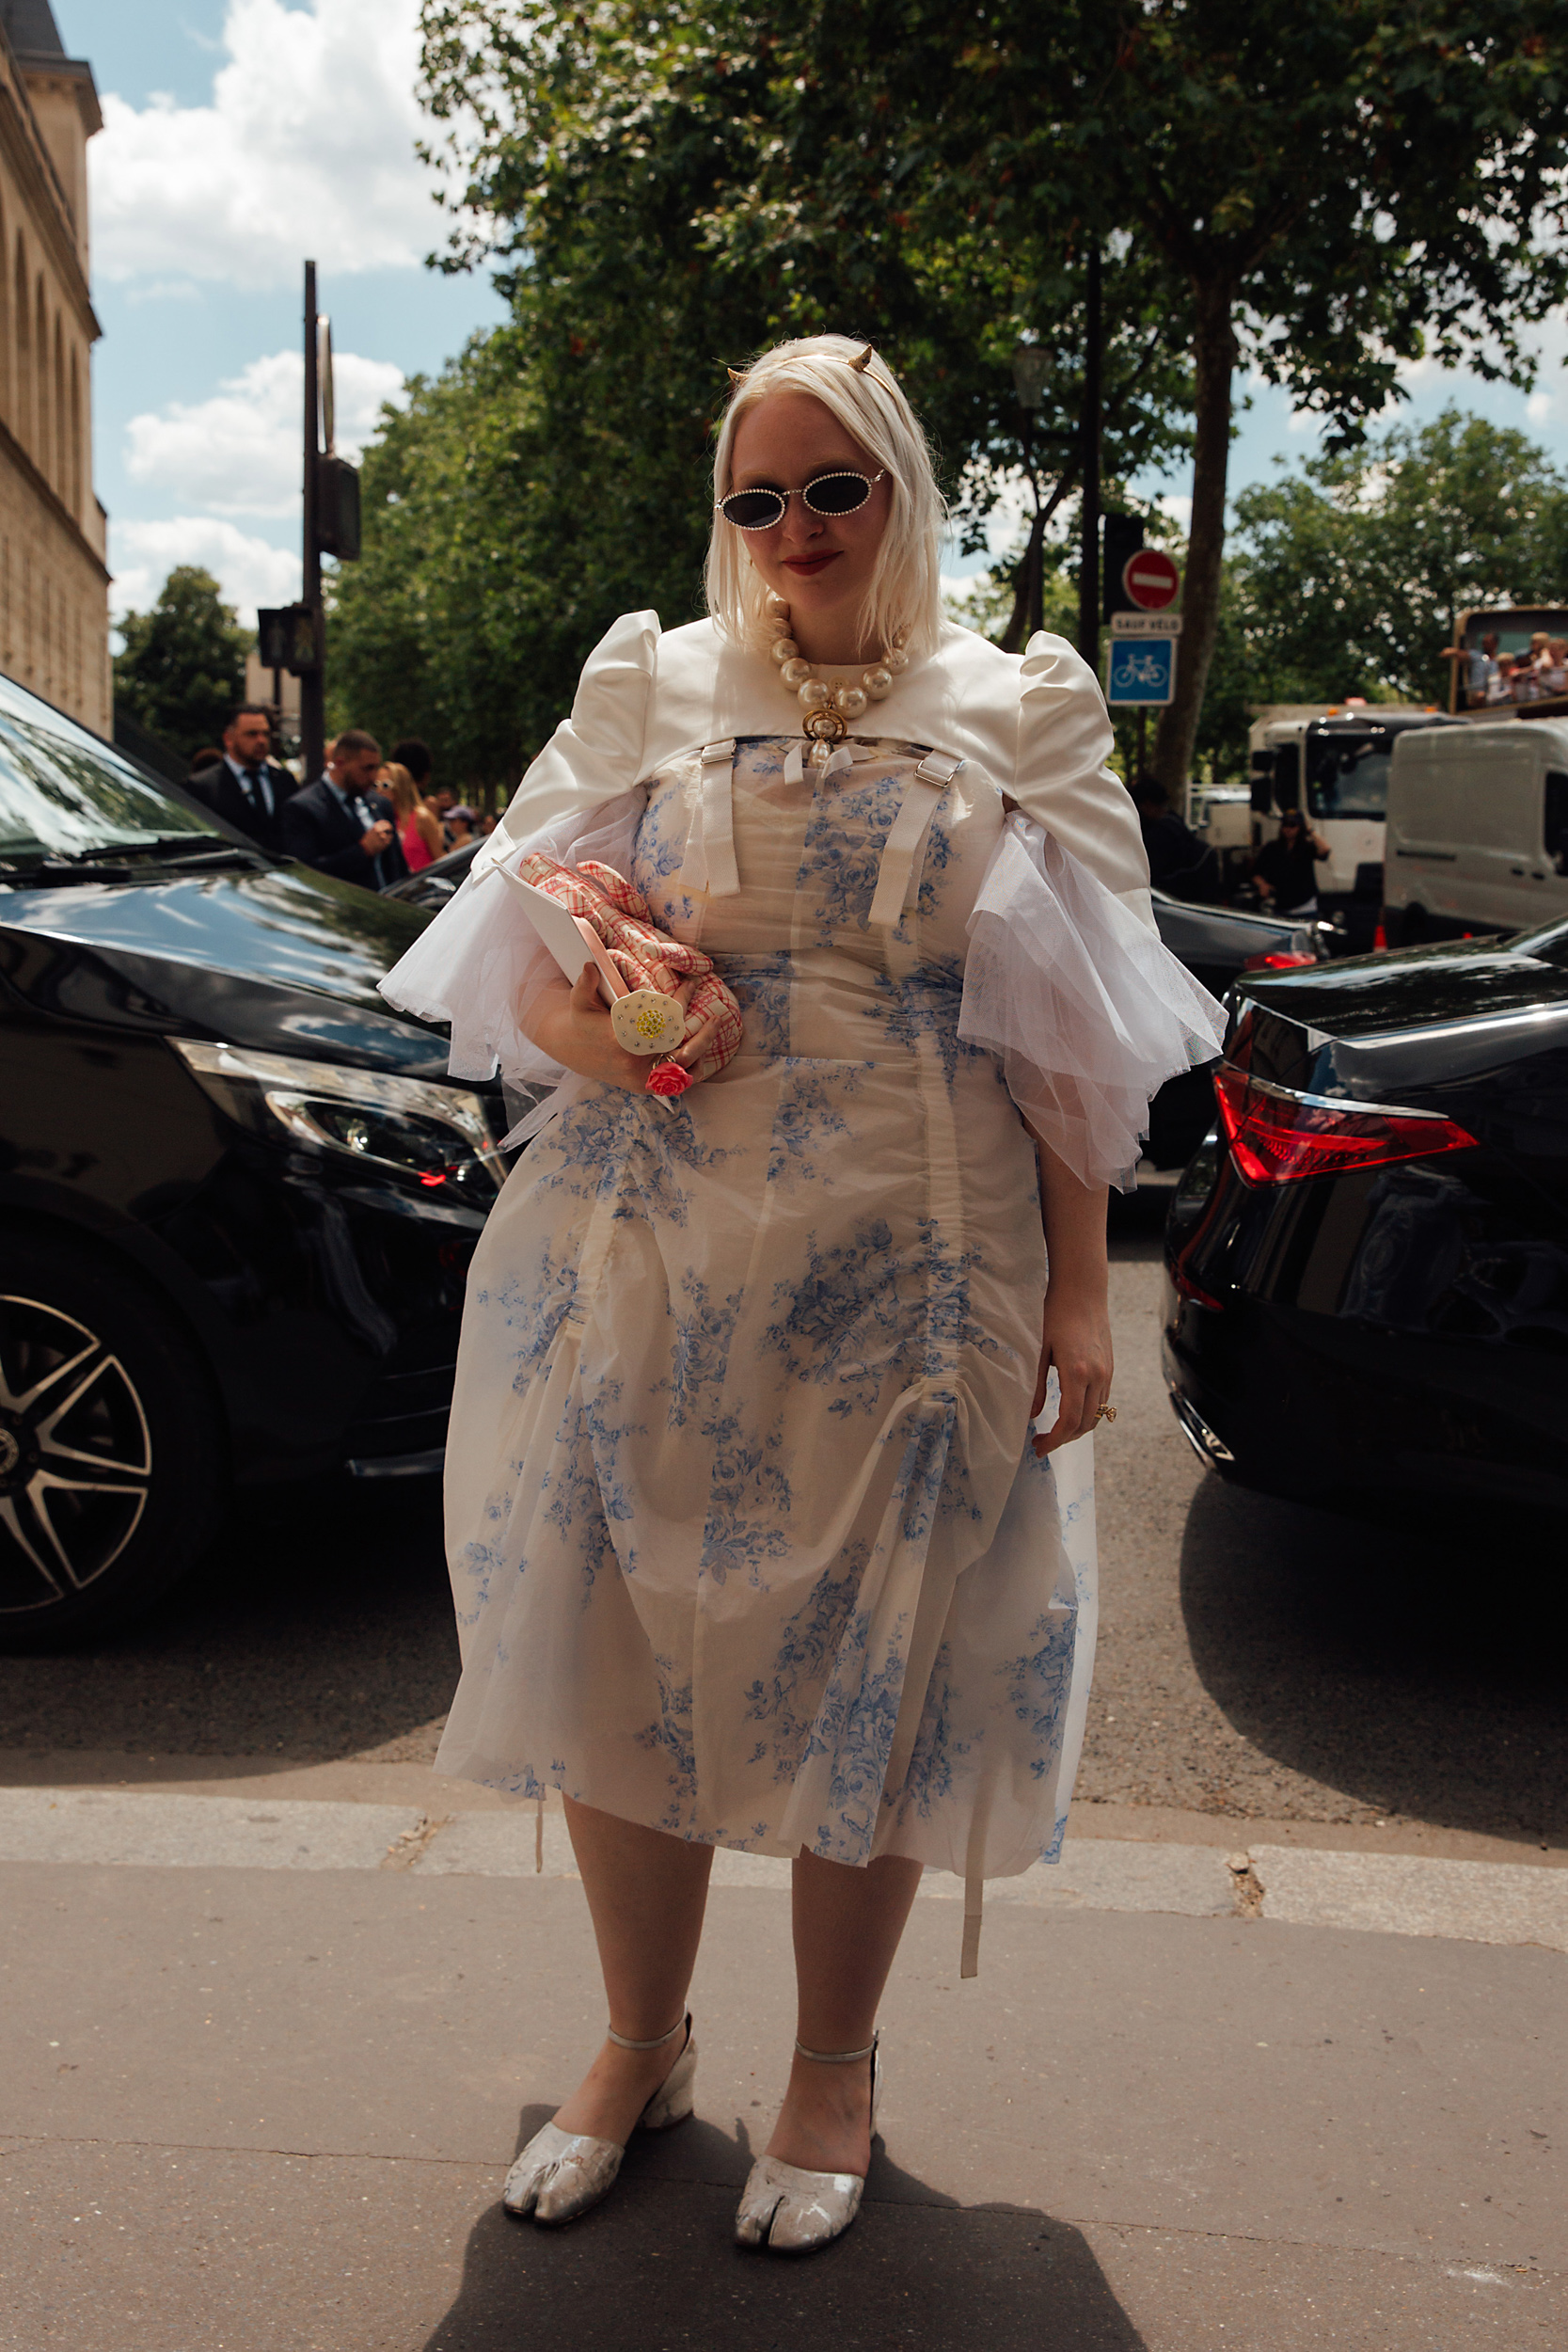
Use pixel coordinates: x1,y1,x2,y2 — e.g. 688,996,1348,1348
1011,346,1050,416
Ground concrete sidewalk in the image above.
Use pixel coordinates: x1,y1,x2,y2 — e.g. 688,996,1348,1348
4,1813,1566,2349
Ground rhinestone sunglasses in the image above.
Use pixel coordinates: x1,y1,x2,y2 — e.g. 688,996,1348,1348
715,469,889,532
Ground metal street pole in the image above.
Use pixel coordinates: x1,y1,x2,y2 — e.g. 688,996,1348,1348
1010,344,1051,651
300,260,325,781
1077,242,1101,670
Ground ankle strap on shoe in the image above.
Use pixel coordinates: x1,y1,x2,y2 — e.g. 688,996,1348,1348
608,2013,688,2052
795,2031,878,2064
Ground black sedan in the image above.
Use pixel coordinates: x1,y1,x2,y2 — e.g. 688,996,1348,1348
0,673,509,1648
383,837,483,911
1163,919,1568,1513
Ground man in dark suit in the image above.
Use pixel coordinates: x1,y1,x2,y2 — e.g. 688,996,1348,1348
189,705,298,854
280,728,409,891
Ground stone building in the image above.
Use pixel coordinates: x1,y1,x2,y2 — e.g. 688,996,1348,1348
0,0,107,734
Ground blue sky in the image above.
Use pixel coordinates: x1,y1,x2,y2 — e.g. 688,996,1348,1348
54,1,1568,628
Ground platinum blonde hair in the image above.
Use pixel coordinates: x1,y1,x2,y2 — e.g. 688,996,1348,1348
705,335,948,659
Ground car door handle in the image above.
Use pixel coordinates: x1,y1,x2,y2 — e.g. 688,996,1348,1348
1510,865,1526,875
1530,869,1546,881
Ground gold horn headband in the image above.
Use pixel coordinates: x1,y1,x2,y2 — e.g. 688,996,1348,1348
724,343,878,389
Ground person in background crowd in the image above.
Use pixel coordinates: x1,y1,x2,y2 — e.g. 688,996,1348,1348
189,705,297,855
1129,774,1220,902
445,803,478,850
1252,806,1330,915
478,811,499,836
381,761,443,873
188,745,223,777
1444,630,1498,708
1541,640,1568,697
390,738,434,789
280,728,409,890
1488,655,1517,703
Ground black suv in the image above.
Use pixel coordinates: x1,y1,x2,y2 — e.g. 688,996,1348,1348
0,674,507,1648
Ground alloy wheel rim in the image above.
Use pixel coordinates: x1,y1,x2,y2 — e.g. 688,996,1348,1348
0,1295,151,1613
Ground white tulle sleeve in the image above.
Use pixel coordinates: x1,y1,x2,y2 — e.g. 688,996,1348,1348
958,812,1227,1191
377,793,646,1127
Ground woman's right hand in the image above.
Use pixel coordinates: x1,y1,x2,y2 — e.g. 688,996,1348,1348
526,966,715,1095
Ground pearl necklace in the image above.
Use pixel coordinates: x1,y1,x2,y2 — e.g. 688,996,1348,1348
763,594,909,742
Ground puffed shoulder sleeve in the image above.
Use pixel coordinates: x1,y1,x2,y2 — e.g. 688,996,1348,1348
1012,630,1154,931
474,609,659,880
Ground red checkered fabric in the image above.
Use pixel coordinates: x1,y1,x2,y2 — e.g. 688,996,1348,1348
517,852,744,1089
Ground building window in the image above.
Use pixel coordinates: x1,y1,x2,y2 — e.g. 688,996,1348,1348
0,197,8,426
14,237,29,453
54,317,66,504
69,349,82,518
35,278,49,486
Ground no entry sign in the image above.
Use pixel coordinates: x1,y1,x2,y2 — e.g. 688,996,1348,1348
1122,548,1180,611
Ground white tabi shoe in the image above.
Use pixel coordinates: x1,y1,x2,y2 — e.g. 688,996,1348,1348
503,2013,696,2227
734,2033,881,2254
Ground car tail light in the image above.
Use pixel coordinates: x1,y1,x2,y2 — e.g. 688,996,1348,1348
1212,1065,1479,1185
1242,951,1316,971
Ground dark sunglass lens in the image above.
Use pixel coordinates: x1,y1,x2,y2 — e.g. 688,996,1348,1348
721,488,786,530
803,472,870,516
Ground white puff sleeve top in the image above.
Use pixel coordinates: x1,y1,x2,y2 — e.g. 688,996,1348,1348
473,611,1155,930
383,608,1222,1183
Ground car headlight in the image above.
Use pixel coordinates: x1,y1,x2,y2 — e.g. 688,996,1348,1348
171,1040,507,1200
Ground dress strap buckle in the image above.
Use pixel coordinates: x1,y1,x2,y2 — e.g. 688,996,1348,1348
678,740,740,898
868,774,946,929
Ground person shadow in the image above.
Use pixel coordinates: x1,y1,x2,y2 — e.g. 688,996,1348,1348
422,2104,1145,2352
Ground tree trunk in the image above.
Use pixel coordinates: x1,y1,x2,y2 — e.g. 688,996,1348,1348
1153,278,1236,802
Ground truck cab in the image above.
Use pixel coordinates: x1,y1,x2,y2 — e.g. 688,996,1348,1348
1247,705,1458,949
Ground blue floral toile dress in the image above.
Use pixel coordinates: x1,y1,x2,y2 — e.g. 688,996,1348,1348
384,720,1222,1960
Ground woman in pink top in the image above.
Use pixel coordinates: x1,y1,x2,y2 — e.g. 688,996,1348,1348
381,762,442,871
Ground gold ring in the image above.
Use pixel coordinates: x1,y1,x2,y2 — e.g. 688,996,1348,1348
1095,1404,1117,1422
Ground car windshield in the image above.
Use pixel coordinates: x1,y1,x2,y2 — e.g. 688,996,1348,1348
1306,731,1392,821
0,672,225,860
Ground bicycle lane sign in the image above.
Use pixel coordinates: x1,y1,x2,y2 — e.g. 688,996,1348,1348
1107,634,1176,706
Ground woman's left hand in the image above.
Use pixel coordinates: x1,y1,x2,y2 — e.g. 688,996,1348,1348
1031,1285,1114,1456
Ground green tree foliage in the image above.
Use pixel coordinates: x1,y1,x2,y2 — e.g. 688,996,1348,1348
816,0,1568,788
112,566,249,759
1228,409,1568,710
418,0,1568,794
392,0,1192,779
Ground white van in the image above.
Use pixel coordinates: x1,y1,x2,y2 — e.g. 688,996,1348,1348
1385,719,1568,944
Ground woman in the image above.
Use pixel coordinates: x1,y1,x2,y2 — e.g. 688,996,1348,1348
380,760,443,873
445,803,479,850
383,335,1221,2254
1252,806,1330,915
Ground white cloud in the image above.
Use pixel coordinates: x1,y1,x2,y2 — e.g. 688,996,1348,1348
90,0,449,287
109,516,301,626
124,348,406,516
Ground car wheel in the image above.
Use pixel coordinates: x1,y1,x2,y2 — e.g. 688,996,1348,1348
0,1233,228,1650
1400,904,1428,946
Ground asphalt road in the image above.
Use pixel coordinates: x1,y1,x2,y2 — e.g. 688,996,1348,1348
3,1188,1564,1844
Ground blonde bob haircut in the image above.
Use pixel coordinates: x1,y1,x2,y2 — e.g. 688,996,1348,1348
705,334,948,660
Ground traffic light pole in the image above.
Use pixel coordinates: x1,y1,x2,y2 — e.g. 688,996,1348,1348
300,260,325,782
1077,242,1101,671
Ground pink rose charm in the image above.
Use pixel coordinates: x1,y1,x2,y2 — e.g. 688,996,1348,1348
645,1060,693,1098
